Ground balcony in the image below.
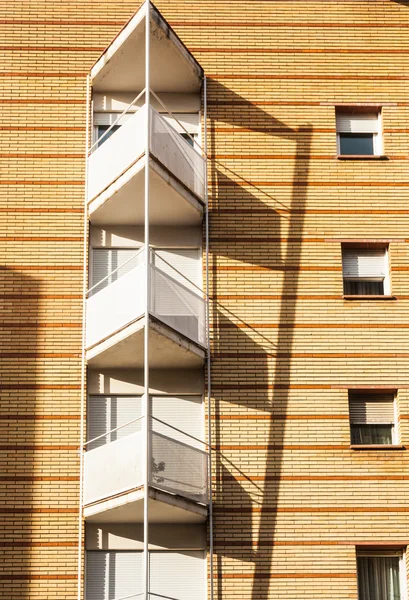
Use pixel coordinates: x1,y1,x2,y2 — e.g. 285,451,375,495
87,103,205,227
85,248,206,369
82,417,209,523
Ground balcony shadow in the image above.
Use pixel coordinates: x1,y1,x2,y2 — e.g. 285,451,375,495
207,80,312,598
0,268,40,598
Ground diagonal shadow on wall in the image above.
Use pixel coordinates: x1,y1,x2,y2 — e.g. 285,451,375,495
208,80,312,599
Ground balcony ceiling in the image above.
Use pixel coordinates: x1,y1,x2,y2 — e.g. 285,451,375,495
91,2,203,93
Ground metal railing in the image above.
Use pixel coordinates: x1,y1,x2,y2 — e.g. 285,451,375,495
86,246,145,298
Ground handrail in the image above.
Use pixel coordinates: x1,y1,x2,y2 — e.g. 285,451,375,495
83,415,144,449
150,88,205,159
88,87,146,154
86,246,144,296
151,420,208,455
150,248,204,296
151,416,210,449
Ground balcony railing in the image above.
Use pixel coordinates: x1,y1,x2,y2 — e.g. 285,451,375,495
83,417,209,507
87,101,205,204
85,248,206,349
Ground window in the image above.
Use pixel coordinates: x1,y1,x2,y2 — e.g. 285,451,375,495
349,392,397,445
90,247,143,295
342,245,390,296
336,110,382,156
357,550,406,600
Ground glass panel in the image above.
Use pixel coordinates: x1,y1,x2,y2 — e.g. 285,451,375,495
344,280,384,295
358,556,401,600
97,124,121,147
339,133,374,155
351,424,393,445
181,132,195,147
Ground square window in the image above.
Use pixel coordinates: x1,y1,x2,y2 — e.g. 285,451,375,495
357,550,405,600
349,392,397,446
342,245,390,296
336,109,382,156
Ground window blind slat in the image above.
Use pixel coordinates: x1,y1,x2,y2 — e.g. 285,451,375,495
150,551,205,600
93,112,133,127
161,113,199,135
91,248,142,292
342,248,387,279
150,395,204,449
336,113,379,134
87,396,142,450
349,394,395,424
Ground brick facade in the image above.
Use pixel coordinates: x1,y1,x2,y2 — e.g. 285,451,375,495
1,0,409,598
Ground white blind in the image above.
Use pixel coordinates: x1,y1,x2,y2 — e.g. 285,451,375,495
151,395,204,449
150,551,206,600
86,551,143,600
349,394,395,424
87,395,142,450
161,113,199,135
336,112,379,134
342,247,387,279
91,248,142,293
93,112,133,127
152,248,200,290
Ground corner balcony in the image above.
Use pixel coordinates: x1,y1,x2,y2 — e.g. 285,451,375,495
87,103,205,226
82,418,209,523
85,248,206,369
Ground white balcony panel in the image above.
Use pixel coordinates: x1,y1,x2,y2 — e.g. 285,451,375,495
86,263,145,349
87,105,146,202
83,431,143,506
150,107,205,199
150,265,206,347
150,431,208,505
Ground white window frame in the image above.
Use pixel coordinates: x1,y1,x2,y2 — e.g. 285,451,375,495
342,245,391,296
336,110,383,156
349,392,399,446
356,549,407,600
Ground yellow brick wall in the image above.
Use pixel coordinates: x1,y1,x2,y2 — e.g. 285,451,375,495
1,0,409,598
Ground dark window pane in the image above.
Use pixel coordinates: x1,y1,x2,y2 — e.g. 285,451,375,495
181,132,194,147
339,133,374,155
351,424,393,445
344,280,384,295
97,125,121,147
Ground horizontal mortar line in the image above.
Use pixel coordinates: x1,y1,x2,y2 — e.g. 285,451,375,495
0,71,87,77
193,47,409,54
211,127,409,133
211,154,407,160
0,294,82,299
211,209,409,215
208,100,409,107
0,19,126,25
0,507,77,514
0,180,85,185
0,384,81,390
213,540,409,547
208,74,409,80
0,265,82,270
0,99,85,104
212,384,409,390
171,21,409,28
0,126,84,131
0,353,80,358
211,265,409,271
216,475,409,481
0,153,83,158
0,476,79,481
0,574,77,580
212,573,355,579
0,415,80,420
212,294,398,300
217,444,348,450
0,541,77,547
212,323,409,329
213,181,409,187
0,208,83,213
0,237,83,242
215,507,409,513
212,353,409,358
0,445,78,450
0,322,81,327
211,414,349,420
0,46,105,51
210,237,407,243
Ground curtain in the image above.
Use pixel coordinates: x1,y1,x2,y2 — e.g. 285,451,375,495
344,280,384,295
358,556,401,600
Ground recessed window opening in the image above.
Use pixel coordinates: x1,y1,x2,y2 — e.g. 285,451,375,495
357,550,406,600
342,245,390,296
336,109,382,156
349,391,398,445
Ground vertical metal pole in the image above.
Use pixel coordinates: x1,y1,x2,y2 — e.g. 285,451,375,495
77,73,91,600
143,2,151,599
204,75,214,600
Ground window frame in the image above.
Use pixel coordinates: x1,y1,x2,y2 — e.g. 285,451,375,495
356,549,407,600
348,391,399,447
336,109,383,157
341,244,391,297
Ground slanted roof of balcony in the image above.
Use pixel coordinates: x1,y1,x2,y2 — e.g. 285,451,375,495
91,1,203,93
